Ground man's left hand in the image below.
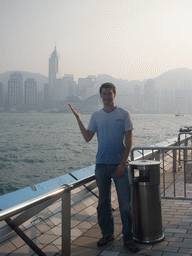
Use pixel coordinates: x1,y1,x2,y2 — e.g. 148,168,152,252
116,163,126,178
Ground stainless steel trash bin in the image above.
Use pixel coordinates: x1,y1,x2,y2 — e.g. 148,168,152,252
129,160,164,243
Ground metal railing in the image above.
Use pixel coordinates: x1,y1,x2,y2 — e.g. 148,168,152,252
131,133,192,200
178,130,192,166
0,174,95,256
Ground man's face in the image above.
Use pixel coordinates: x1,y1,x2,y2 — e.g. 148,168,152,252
100,88,116,106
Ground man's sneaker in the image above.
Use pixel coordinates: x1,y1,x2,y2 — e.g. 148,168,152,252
97,235,115,246
124,241,140,253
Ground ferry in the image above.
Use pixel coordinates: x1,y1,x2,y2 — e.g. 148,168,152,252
175,113,184,116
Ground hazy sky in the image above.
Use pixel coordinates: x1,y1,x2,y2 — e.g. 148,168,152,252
1,0,192,81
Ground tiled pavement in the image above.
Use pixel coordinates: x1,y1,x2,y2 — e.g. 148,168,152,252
1,161,192,255
0,181,117,255
71,198,192,256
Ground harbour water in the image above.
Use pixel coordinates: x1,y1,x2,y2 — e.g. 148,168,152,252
0,112,191,196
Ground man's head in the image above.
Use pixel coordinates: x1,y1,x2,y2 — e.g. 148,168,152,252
99,83,116,108
99,83,116,95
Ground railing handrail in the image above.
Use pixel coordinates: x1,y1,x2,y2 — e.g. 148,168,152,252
0,174,95,222
132,146,192,150
131,145,192,160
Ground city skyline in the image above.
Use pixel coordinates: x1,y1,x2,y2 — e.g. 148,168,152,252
2,66,192,115
1,0,192,82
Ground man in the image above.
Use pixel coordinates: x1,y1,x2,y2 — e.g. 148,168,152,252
69,82,139,253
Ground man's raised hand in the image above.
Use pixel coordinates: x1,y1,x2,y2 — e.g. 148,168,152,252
68,103,95,142
68,104,81,120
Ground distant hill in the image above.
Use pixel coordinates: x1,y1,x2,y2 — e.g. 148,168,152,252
97,74,143,93
0,71,48,92
154,68,192,91
97,69,192,93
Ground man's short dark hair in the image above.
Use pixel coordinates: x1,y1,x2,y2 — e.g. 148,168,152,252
99,82,116,94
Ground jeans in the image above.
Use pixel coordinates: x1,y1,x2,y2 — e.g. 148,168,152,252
95,164,134,243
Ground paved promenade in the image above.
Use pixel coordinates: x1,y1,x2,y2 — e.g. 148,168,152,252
70,197,192,256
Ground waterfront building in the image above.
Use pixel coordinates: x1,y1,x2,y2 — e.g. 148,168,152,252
62,74,75,98
8,72,23,110
63,74,76,97
144,79,157,113
36,92,43,112
52,74,76,102
43,83,51,110
0,82,3,110
10,72,23,87
77,75,96,99
133,84,143,112
24,78,37,110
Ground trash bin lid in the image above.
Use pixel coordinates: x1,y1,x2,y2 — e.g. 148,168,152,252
129,160,160,170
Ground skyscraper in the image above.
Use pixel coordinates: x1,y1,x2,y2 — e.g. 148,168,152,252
48,46,60,107
43,83,51,110
77,76,96,99
56,74,75,100
49,46,60,91
24,78,37,109
10,72,23,87
144,79,156,113
8,72,23,110
0,82,3,108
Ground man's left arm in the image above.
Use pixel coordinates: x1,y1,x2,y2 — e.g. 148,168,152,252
116,130,133,178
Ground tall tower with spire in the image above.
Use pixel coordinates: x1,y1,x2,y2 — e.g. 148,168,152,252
49,46,60,92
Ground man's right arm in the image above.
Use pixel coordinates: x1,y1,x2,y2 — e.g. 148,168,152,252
68,104,95,142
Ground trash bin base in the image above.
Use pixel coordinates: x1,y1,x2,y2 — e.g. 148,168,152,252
134,233,164,244
131,184,163,243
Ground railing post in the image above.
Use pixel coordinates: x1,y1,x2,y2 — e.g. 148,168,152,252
185,135,188,147
62,187,71,256
178,133,181,166
191,136,192,159
173,149,177,173
131,149,134,160
184,148,187,197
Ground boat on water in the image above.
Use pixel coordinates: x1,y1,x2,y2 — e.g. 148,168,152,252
180,126,192,132
175,113,184,116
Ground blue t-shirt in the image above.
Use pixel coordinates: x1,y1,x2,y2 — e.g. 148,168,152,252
87,106,133,164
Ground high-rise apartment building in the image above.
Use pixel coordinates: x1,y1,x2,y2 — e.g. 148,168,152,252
0,82,3,108
10,72,23,86
77,76,96,99
8,72,23,109
24,78,37,109
43,83,51,109
55,74,75,100
133,85,143,112
144,79,156,113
